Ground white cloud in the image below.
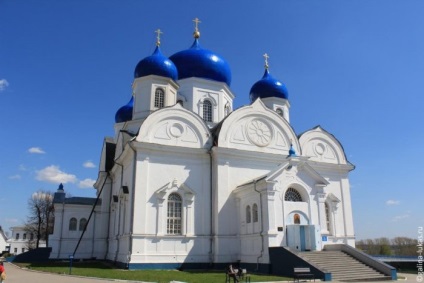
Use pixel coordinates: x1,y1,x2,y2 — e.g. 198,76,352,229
83,161,96,168
36,165,77,184
0,79,9,92
386,200,400,206
9,174,21,180
78,178,96,188
28,147,46,154
19,164,27,171
392,214,409,222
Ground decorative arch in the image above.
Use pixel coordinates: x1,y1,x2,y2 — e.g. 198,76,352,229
298,126,351,165
137,103,212,149
216,99,299,154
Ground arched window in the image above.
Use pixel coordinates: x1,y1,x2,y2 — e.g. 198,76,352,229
79,218,87,231
69,217,77,231
252,203,258,223
246,205,251,223
285,188,302,202
294,213,301,224
154,88,165,108
167,193,182,235
325,203,331,233
276,108,283,116
203,100,212,122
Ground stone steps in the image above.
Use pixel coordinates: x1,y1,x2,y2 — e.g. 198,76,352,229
298,250,390,281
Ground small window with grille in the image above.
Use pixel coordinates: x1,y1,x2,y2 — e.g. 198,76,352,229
203,100,212,122
167,193,182,235
154,88,165,108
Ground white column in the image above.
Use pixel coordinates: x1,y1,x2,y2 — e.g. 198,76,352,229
317,192,328,234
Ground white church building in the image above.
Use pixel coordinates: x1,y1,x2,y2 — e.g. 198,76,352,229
49,21,356,271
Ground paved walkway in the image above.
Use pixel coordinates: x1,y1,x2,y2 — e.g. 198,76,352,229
3,262,142,283
2,262,421,283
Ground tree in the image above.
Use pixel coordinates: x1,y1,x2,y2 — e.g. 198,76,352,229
375,237,392,255
392,237,417,256
25,191,54,248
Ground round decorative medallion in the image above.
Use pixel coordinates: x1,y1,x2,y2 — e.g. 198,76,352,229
170,123,184,138
315,143,325,155
246,119,272,147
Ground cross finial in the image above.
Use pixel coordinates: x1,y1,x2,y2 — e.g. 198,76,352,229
263,53,270,69
193,17,201,38
155,29,163,46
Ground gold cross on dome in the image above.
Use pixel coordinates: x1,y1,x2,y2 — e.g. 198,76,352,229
193,17,201,32
155,29,163,46
192,18,201,38
263,53,270,69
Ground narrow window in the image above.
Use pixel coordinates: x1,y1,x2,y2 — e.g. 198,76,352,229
203,100,212,122
252,203,258,223
69,217,77,231
14,248,17,253
154,88,165,108
224,103,230,116
15,233,19,240
246,205,251,223
23,233,27,240
325,203,331,234
167,193,182,235
30,233,34,240
79,218,87,231
22,248,25,253
285,188,302,202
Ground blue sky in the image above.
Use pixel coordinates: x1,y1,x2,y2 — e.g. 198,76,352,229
0,0,423,240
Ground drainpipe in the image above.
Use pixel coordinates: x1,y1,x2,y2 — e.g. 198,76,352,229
57,201,65,258
208,148,214,266
113,160,124,262
105,173,112,259
253,179,264,272
127,140,137,268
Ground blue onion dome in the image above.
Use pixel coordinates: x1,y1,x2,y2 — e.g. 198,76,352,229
249,54,288,102
115,96,133,123
134,36,178,80
169,21,231,86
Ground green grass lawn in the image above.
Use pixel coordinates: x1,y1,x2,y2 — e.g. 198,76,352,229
16,261,291,283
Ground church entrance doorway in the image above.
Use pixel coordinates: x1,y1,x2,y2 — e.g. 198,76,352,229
286,224,320,251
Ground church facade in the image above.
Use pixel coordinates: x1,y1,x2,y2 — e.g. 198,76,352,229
49,21,355,270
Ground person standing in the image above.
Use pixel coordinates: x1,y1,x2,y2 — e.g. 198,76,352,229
0,261,5,283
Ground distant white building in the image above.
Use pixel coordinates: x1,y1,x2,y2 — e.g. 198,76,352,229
49,21,355,270
0,226,9,253
7,226,46,255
